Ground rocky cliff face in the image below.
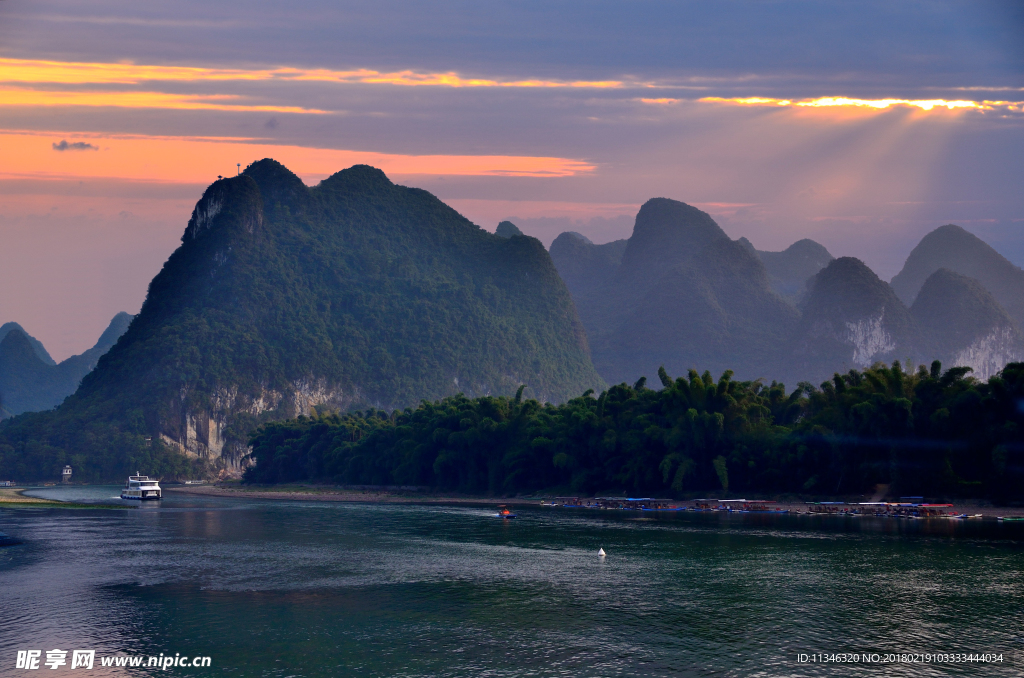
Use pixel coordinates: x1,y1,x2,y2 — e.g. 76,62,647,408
910,269,1024,380
158,379,356,466
951,328,1024,381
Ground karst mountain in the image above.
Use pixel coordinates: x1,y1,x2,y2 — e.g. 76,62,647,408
0,160,602,479
549,203,1021,387
0,313,133,418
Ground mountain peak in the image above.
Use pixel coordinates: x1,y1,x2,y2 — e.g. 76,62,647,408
495,221,524,238
913,268,1014,337
181,175,264,242
0,312,134,418
93,312,134,349
806,257,892,314
791,256,919,380
0,322,55,366
784,239,833,259
0,327,42,364
243,158,308,213
319,164,394,195
619,198,729,276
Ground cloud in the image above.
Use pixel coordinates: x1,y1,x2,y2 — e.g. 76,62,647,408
52,139,98,151
7,88,328,114
0,57,627,89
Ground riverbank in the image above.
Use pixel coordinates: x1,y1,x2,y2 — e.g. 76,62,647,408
164,485,1024,517
0,487,131,509
165,484,546,506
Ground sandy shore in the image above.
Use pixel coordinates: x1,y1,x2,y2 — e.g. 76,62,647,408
165,485,1024,517
0,487,63,505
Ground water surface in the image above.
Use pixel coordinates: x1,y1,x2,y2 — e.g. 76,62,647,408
2,487,1022,676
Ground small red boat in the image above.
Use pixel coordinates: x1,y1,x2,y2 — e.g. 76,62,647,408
495,505,517,519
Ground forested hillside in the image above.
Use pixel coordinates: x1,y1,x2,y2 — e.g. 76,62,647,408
0,161,602,482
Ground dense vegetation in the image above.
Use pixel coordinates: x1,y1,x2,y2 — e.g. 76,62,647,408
245,361,1024,502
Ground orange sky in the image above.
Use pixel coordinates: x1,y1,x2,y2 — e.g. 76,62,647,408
0,130,597,184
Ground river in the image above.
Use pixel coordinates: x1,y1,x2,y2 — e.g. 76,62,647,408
1,486,1022,676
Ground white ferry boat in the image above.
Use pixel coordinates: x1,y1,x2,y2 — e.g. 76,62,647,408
120,474,162,500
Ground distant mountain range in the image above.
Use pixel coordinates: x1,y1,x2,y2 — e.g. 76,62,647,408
548,201,1024,387
892,224,1024,328
0,313,133,418
0,161,602,479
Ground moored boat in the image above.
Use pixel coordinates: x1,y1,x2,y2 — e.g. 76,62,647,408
120,474,162,500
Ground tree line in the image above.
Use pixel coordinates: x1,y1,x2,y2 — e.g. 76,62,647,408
244,361,1024,501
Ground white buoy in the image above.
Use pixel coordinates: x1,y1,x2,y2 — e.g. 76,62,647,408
598,548,606,557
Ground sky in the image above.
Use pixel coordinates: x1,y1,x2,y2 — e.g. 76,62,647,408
1,0,1022,360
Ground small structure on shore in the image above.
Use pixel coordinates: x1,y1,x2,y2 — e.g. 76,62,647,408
806,501,956,517
593,497,675,510
61,465,72,484
691,499,781,511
